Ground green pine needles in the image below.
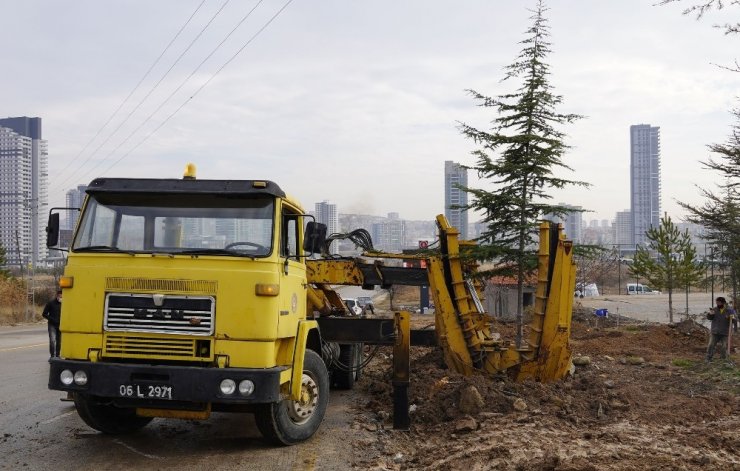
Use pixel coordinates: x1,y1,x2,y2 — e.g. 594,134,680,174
629,214,705,324
457,0,586,345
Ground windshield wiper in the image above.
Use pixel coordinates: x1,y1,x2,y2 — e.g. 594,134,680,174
73,245,135,255
178,248,255,257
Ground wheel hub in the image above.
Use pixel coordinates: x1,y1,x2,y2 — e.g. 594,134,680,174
286,373,319,424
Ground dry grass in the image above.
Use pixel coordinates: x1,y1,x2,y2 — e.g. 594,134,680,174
0,277,52,325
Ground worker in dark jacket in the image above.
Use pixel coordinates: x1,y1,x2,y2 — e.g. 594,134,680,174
42,290,62,358
706,296,737,362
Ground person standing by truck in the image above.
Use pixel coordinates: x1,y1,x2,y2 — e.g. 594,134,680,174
42,290,62,358
706,296,737,362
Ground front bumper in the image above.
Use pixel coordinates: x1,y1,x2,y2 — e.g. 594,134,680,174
48,359,286,405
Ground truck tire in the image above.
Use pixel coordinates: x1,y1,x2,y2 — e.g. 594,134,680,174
332,343,364,389
74,393,153,434
355,342,364,381
255,350,329,445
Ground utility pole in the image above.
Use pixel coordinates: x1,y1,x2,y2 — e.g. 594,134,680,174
613,245,622,295
704,243,708,293
635,244,640,294
14,229,23,277
710,246,715,307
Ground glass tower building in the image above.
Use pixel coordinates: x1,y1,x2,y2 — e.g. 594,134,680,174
629,124,661,246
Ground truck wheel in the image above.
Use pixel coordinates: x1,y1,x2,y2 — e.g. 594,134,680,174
255,350,329,446
354,342,364,381
335,343,364,386
332,344,360,390
74,393,153,434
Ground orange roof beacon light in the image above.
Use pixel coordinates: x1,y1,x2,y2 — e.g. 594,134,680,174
183,163,197,180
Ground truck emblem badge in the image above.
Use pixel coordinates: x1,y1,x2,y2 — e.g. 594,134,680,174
189,317,202,326
153,294,165,306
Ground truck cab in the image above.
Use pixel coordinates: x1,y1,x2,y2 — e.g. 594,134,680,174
46,175,329,445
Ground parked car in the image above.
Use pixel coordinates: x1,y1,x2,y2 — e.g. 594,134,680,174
626,283,661,295
342,298,364,316
356,296,375,314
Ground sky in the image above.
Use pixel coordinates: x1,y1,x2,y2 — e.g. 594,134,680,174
1,0,738,224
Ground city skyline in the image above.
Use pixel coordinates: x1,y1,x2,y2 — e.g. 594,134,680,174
0,117,48,267
1,2,737,224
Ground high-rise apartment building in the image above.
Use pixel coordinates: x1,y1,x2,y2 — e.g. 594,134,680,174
0,117,48,267
630,124,661,246
545,204,583,244
315,200,339,255
371,212,406,252
64,184,88,231
444,160,468,240
613,210,632,246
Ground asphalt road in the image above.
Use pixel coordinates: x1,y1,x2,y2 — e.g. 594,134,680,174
0,324,358,470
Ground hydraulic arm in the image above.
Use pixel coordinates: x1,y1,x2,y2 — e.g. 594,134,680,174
307,214,576,382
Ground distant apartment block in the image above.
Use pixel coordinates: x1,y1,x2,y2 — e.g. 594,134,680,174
613,210,632,247
371,212,406,252
65,184,88,231
315,200,339,255
630,124,661,246
545,204,583,243
0,117,48,267
676,221,709,255
444,160,468,240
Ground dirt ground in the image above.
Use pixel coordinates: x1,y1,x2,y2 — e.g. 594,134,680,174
347,291,740,470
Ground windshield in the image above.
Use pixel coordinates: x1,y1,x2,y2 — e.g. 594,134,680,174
72,193,275,257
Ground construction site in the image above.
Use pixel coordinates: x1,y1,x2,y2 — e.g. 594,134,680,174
1,186,737,470
344,289,739,470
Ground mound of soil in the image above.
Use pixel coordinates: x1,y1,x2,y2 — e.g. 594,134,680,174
348,316,740,470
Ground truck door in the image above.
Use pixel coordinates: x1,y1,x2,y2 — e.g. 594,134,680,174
276,204,307,337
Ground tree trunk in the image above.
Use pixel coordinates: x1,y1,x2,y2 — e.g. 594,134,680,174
516,178,529,349
685,285,689,321
668,288,674,324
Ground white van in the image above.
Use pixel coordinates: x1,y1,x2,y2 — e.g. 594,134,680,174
626,283,660,295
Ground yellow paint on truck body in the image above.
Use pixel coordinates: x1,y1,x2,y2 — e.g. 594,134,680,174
59,195,313,377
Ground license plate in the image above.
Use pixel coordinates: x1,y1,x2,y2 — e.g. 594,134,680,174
119,384,173,400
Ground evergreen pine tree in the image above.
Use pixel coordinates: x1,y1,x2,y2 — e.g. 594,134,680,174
629,214,705,324
458,0,586,346
678,107,740,305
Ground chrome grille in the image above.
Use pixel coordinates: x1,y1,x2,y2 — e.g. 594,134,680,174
104,293,215,335
105,334,199,358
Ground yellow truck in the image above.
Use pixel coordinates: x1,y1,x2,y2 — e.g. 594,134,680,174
46,166,576,445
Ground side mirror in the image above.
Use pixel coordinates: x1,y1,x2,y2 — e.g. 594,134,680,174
303,222,327,254
46,213,60,248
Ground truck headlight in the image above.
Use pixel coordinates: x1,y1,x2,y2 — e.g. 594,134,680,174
60,370,74,385
238,380,255,396
219,379,236,395
73,370,88,385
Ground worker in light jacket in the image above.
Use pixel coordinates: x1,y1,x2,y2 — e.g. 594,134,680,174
42,290,62,358
706,296,737,362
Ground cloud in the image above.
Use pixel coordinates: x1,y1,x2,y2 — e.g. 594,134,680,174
3,0,738,224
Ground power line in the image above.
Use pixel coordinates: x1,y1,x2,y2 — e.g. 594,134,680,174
52,0,229,192
54,0,207,185
90,0,295,180
77,0,265,182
